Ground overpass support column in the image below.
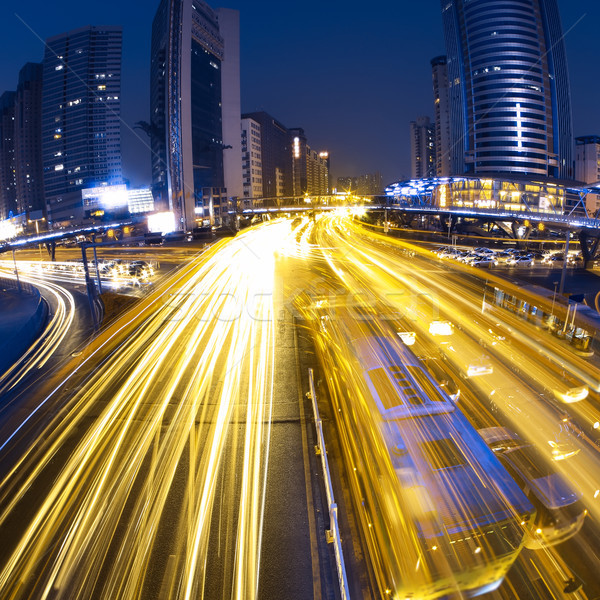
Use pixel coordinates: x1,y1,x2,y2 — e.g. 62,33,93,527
578,230,600,268
45,241,56,261
447,213,455,237
559,231,570,296
511,221,531,248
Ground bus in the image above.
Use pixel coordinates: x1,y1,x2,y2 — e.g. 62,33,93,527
309,310,535,599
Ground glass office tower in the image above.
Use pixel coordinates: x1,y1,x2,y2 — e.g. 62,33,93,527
151,0,240,229
42,26,123,225
441,0,573,179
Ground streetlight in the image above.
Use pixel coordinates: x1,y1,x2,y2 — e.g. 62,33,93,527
28,216,46,260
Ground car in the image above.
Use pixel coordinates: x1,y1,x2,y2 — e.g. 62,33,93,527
479,427,586,549
459,252,480,264
466,355,494,377
495,251,514,264
429,320,454,336
472,257,497,268
439,248,462,259
510,255,533,267
130,260,155,276
528,251,545,261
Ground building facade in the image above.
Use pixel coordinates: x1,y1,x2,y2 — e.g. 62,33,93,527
386,175,579,216
0,91,17,221
336,173,383,196
575,136,600,185
410,116,436,179
242,111,292,199
575,136,600,214
431,56,452,177
441,0,574,179
42,26,123,225
15,63,45,219
217,8,243,204
289,127,329,197
151,0,241,229
241,116,263,202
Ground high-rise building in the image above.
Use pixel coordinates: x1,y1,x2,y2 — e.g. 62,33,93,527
151,0,241,229
42,26,123,225
242,111,292,199
575,136,600,185
575,136,600,214
431,56,451,177
15,63,45,218
217,8,243,204
441,0,574,179
289,128,330,197
241,116,263,201
0,91,17,221
409,116,436,179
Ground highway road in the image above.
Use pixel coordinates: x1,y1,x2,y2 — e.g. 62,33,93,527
0,220,331,600
2,214,600,599
298,212,600,599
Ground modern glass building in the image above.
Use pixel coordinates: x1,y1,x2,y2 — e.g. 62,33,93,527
42,26,123,225
15,63,45,218
0,91,17,221
441,0,573,179
431,56,452,177
151,0,240,229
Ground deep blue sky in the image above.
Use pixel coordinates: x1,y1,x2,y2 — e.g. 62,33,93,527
0,0,597,189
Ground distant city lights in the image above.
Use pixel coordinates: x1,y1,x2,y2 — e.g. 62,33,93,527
0,219,20,241
148,211,176,234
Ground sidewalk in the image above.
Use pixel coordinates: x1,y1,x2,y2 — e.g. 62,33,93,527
0,283,48,378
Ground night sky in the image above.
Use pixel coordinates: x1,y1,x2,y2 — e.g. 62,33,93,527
0,0,597,189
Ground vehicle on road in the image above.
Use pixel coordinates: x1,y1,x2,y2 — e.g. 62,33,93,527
508,255,533,267
479,427,586,549
308,305,536,599
471,257,497,268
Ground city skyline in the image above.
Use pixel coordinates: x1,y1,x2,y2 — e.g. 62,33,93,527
0,0,598,190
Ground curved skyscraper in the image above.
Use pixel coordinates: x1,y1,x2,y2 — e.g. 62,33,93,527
441,0,573,179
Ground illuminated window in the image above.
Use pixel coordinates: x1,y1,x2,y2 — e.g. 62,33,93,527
54,164,64,171
98,85,106,91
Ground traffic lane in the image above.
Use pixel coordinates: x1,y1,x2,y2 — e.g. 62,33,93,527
310,219,600,597
339,221,600,444
0,221,325,599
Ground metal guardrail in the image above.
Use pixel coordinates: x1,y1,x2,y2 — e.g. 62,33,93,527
385,203,600,229
0,274,35,295
307,368,351,600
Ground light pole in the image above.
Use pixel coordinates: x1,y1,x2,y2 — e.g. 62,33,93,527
550,280,559,321
28,216,45,260
12,249,21,293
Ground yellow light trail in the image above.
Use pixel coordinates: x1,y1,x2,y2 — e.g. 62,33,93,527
0,220,290,599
